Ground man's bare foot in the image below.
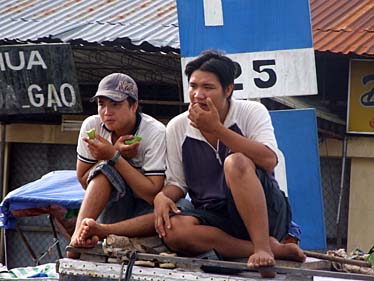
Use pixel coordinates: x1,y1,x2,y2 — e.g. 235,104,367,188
66,236,99,259
66,219,101,259
79,218,107,242
270,237,306,262
248,249,275,268
248,249,276,278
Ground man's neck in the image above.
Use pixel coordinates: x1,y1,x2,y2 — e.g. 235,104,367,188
113,115,138,140
219,100,230,123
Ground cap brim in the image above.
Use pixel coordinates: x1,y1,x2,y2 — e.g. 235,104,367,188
90,90,129,102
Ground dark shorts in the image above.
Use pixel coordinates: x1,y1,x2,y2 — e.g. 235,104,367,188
177,168,292,241
87,162,153,224
87,162,194,224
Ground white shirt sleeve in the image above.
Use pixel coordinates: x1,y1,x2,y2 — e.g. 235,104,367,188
76,116,98,164
244,101,278,156
141,123,166,176
165,115,188,195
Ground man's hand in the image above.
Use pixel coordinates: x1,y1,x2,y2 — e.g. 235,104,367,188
84,134,117,160
188,97,222,134
115,135,140,159
153,192,181,238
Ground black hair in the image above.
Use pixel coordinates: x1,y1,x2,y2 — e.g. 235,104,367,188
184,49,241,97
127,97,142,114
127,97,137,107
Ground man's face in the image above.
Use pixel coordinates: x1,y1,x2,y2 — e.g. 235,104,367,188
97,97,137,132
188,70,232,113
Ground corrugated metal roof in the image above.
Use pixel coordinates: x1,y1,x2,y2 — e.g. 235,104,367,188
0,0,373,56
311,0,374,55
0,0,179,50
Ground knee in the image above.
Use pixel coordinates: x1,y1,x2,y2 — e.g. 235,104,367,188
87,173,111,191
224,153,256,179
162,216,195,253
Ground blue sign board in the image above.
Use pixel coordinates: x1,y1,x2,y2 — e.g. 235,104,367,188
177,0,313,57
270,108,326,250
177,0,317,100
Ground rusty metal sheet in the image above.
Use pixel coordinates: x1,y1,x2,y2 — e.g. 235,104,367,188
311,0,374,55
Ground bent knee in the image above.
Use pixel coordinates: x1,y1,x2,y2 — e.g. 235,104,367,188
163,215,198,252
224,153,256,177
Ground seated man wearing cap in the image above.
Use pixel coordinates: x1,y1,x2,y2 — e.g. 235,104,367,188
67,73,166,258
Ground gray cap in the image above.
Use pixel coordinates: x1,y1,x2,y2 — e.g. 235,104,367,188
91,73,138,102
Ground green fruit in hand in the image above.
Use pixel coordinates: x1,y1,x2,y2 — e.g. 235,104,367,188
124,135,142,145
86,128,96,139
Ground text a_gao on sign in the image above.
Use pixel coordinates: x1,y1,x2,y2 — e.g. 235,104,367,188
0,43,81,115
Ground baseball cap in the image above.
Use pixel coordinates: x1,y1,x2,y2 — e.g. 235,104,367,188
91,73,138,102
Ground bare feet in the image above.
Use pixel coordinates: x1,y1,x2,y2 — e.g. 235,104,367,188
247,237,306,278
66,219,101,259
248,249,275,267
248,249,276,278
270,237,306,262
79,218,107,241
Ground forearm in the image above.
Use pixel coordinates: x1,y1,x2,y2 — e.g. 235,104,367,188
114,157,163,204
157,185,185,202
215,125,277,172
76,161,94,190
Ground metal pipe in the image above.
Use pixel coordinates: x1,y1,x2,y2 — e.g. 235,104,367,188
0,123,6,266
336,135,348,248
0,123,5,202
48,215,63,259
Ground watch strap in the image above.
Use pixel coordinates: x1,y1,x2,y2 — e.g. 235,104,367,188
108,151,121,166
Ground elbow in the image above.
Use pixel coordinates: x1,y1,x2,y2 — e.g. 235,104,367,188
263,156,278,173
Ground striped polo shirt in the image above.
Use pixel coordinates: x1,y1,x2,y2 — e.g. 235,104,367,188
77,112,166,176
165,99,278,208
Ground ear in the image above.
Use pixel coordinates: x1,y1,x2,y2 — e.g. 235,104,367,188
225,84,234,98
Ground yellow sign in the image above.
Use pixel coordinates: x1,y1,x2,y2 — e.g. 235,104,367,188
347,60,374,134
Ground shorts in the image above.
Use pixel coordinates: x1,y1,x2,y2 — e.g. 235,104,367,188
87,162,194,224
178,168,292,241
87,162,153,224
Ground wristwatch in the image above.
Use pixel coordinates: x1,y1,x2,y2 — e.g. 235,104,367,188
108,151,121,166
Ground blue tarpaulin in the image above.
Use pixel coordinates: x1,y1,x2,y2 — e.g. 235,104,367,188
0,170,84,229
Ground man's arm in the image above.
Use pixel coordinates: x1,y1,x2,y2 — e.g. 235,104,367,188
214,126,277,172
87,134,164,205
113,155,165,205
76,160,94,189
153,185,185,237
189,98,277,172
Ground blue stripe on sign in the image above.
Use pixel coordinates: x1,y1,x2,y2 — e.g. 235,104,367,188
177,0,313,57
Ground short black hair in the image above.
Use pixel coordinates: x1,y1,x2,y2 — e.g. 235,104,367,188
127,97,137,107
184,49,241,94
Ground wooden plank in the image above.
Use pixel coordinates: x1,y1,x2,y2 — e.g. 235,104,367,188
5,123,78,144
304,250,372,268
58,258,268,281
66,246,374,280
134,253,374,280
